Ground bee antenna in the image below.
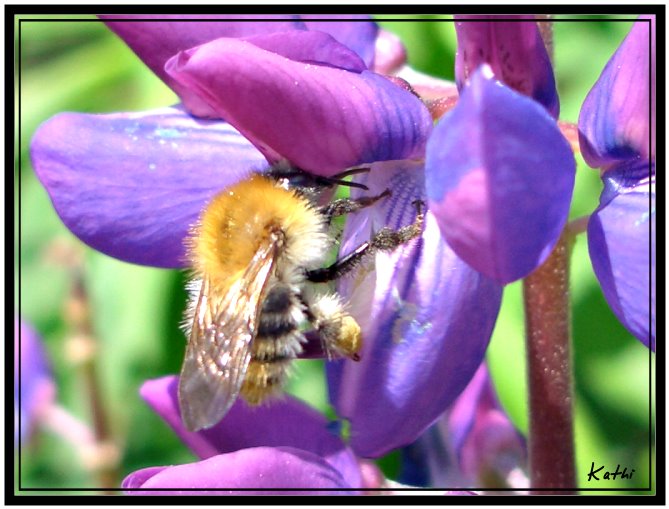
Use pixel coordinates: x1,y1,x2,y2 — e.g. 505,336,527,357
331,166,371,180
331,179,370,191
317,166,371,191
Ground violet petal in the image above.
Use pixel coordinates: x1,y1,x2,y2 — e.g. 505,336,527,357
140,376,361,487
373,29,408,74
244,30,366,72
578,16,655,168
15,319,55,442
588,161,655,349
454,15,559,118
166,36,432,176
122,466,168,489
327,161,503,458
123,447,353,495
100,15,305,117
445,364,527,487
301,15,379,68
447,364,491,456
426,66,575,284
30,106,266,268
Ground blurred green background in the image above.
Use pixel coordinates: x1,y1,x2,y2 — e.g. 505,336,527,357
16,14,653,494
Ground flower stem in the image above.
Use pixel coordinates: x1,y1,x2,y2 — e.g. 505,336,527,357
566,215,590,237
523,231,576,494
64,264,121,492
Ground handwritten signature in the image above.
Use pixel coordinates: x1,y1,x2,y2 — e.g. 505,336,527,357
587,462,635,481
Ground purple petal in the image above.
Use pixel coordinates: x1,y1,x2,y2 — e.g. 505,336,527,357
301,15,378,68
579,16,655,168
100,15,305,117
123,466,167,489
30,106,267,268
327,161,503,458
139,376,361,487
373,29,407,74
454,15,559,118
166,36,432,176
426,66,575,284
244,30,366,72
588,161,655,349
123,447,353,495
15,319,55,442
447,365,491,455
444,365,527,487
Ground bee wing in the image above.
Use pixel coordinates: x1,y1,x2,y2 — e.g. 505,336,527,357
178,236,279,432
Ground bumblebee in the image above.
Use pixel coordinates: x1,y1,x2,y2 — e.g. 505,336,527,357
178,166,424,432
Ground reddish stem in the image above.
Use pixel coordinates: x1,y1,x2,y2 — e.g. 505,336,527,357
523,232,577,494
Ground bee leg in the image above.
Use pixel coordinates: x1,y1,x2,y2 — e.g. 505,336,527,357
322,189,391,224
366,199,425,251
307,200,425,283
306,242,370,283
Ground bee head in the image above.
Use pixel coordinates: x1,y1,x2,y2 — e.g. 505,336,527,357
266,163,371,197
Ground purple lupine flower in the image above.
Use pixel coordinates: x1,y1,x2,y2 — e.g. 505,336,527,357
327,160,503,457
30,17,515,479
443,364,528,490
454,15,559,118
319,17,572,459
425,17,575,284
29,17,524,469
15,318,55,443
325,17,573,459
393,365,527,491
578,16,656,350
99,15,380,118
426,65,575,284
31,24,430,268
31,19,491,463
123,376,362,494
125,376,478,494
299,14,379,69
164,34,428,176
